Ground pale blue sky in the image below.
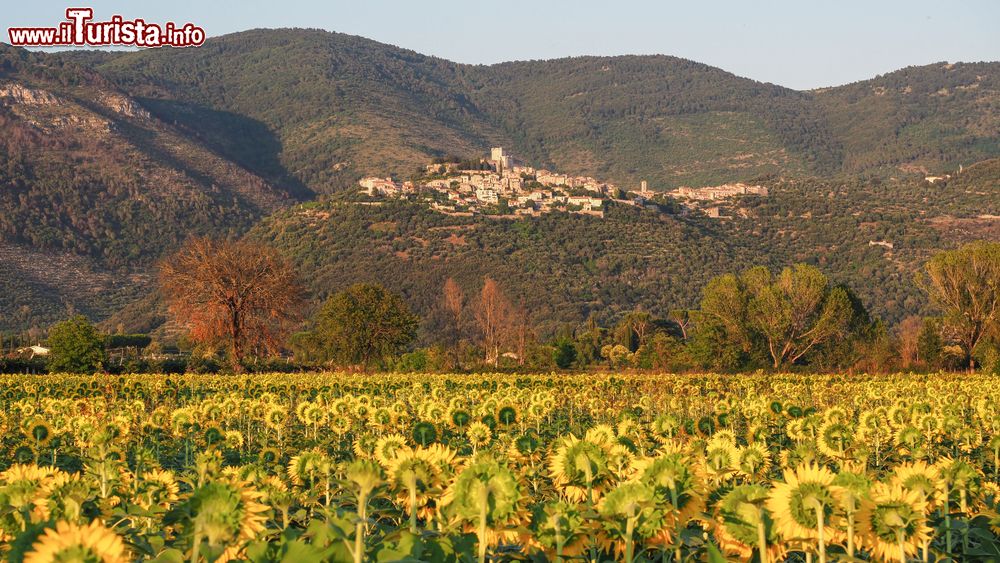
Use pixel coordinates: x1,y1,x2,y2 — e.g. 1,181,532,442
5,0,999,89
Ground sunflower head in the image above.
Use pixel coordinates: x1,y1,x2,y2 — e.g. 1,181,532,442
442,455,523,534
765,463,841,543
548,435,611,502
856,482,931,562
598,481,667,543
891,461,940,508
343,459,385,499
286,449,332,488
529,500,588,557
466,421,492,450
374,433,408,467
179,478,268,551
714,484,786,562
737,443,772,481
23,520,129,563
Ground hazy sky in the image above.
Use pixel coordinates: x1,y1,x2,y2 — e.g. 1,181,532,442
6,0,999,89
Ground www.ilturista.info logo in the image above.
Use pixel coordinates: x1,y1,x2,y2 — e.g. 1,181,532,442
7,8,205,48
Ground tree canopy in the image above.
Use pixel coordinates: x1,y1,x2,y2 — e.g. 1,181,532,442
47,315,105,373
312,283,419,370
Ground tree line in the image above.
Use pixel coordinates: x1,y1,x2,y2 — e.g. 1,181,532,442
5,239,999,375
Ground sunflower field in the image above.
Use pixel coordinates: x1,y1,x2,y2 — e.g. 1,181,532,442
2,372,1000,562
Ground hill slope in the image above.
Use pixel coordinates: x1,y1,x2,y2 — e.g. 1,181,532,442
2,30,998,334
0,45,300,328
81,29,1000,192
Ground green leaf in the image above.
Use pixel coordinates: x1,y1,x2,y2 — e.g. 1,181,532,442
148,548,186,563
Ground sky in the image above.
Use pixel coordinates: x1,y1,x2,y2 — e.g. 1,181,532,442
4,0,999,90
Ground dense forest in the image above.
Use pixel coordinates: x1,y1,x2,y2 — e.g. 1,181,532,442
0,30,998,335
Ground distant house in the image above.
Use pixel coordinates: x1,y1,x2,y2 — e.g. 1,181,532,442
16,345,50,359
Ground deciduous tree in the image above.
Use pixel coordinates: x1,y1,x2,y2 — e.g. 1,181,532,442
313,283,418,370
47,315,105,373
159,238,302,371
474,277,512,366
921,241,1000,370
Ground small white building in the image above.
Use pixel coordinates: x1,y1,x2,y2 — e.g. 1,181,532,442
16,345,50,359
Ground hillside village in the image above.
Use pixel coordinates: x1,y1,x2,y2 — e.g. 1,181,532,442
358,148,768,218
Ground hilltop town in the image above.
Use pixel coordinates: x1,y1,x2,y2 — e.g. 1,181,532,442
358,148,767,218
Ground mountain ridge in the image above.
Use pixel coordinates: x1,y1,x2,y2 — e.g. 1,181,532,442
1,29,998,334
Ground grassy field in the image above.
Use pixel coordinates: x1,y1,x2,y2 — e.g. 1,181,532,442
2,372,999,562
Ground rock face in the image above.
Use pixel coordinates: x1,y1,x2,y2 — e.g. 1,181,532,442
0,82,60,105
99,92,151,119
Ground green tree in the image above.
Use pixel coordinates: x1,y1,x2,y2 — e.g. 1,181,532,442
917,318,944,370
921,242,1000,370
47,315,105,373
552,338,577,369
697,264,857,369
313,283,419,369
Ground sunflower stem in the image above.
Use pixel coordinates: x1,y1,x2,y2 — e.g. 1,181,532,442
670,487,682,562
354,491,368,563
756,507,769,563
811,498,826,563
846,511,855,558
408,482,418,534
189,525,202,563
943,482,952,554
624,512,636,563
477,488,489,563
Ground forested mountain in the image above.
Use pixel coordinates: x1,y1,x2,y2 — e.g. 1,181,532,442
77,29,1000,192
0,44,299,326
1,29,998,334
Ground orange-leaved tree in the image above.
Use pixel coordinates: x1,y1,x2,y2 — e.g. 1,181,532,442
159,237,302,371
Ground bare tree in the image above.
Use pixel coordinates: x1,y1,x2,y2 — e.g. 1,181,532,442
508,306,532,366
159,238,302,371
897,316,923,369
474,277,512,366
442,277,465,365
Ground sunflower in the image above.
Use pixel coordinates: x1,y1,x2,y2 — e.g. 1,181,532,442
136,469,180,511
411,421,438,447
441,455,525,563
0,464,58,525
650,413,681,440
386,446,447,531
856,483,931,563
24,418,54,448
258,446,281,466
263,404,287,432
630,450,705,544
373,434,408,467
766,463,841,558
936,456,982,514
585,424,618,445
737,443,773,481
528,500,589,559
508,433,543,463
466,421,492,452
832,470,871,558
598,481,667,562
891,461,940,509
816,420,855,461
23,519,129,563
497,405,518,426
286,449,332,488
548,435,611,504
713,484,786,563
183,478,268,560
703,439,740,484
449,408,472,429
